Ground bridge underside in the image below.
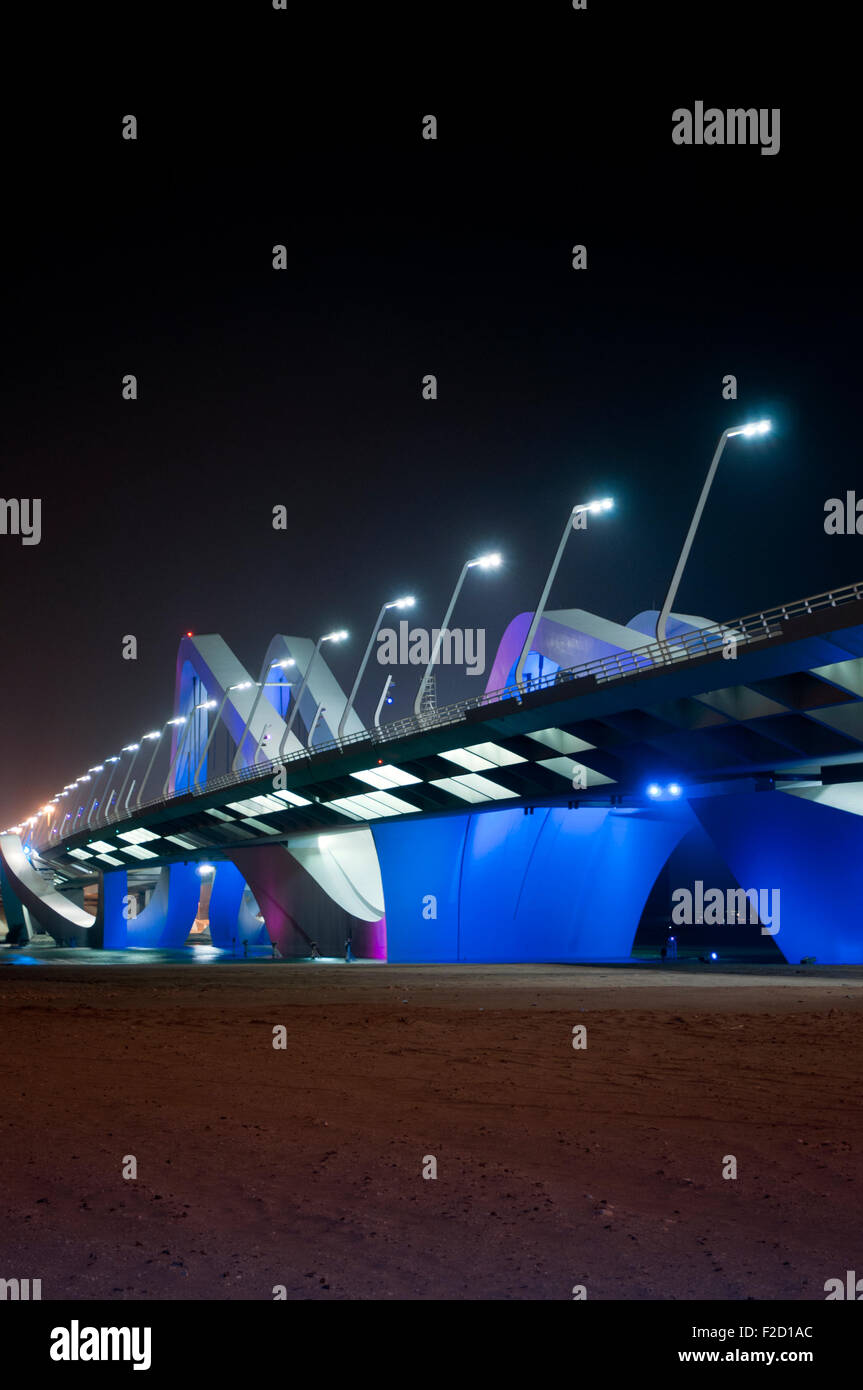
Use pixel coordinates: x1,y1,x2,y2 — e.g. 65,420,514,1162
5,784,863,961
372,790,863,964
8,592,863,962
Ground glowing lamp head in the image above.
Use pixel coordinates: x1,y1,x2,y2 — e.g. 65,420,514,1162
646,783,662,799
667,782,682,798
197,863,215,876
474,552,502,569
729,419,772,439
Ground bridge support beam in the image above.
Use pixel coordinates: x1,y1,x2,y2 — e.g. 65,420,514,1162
0,854,32,944
691,788,863,964
103,863,202,949
0,833,101,946
227,845,385,958
207,860,269,950
373,804,696,963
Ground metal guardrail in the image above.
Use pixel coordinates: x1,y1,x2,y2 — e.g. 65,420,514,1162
45,579,863,844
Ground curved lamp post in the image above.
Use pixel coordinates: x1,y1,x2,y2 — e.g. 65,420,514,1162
279,631,347,758
231,659,295,773
338,595,414,740
162,701,215,797
94,756,121,827
134,726,176,809
413,554,501,717
193,683,252,789
514,500,613,694
655,420,771,643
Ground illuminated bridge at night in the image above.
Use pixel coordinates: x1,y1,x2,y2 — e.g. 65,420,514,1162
5,581,863,964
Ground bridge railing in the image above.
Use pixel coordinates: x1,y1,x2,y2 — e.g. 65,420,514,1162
50,579,863,841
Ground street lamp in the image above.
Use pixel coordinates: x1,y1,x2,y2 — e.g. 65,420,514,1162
83,766,106,827
514,500,614,694
193,682,253,789
107,744,142,822
94,756,121,827
38,799,59,845
68,775,92,835
655,421,771,643
280,632,348,757
161,720,191,798
231,659,295,773
133,729,169,810
162,702,216,797
338,595,415,740
48,793,65,838
413,554,501,717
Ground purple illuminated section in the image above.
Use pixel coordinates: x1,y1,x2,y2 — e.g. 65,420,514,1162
365,916,387,960
485,612,634,695
227,845,385,960
485,607,714,696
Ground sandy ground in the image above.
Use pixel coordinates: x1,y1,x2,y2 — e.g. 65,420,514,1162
1,957,862,1300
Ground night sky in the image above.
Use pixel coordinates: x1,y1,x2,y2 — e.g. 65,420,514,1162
1,12,855,828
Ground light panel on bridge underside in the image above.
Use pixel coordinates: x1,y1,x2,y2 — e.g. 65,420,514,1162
117,844,159,860
239,816,282,834
95,852,125,866
350,765,422,790
67,848,93,860
430,774,518,802
165,833,199,849
272,789,313,806
438,743,529,774
525,727,596,755
116,827,161,844
327,790,421,820
535,755,616,786
464,741,528,766
227,795,289,815
88,840,118,853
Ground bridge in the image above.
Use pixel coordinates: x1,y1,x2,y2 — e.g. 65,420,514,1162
5,581,863,963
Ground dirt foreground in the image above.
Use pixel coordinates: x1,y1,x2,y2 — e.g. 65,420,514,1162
1,959,862,1300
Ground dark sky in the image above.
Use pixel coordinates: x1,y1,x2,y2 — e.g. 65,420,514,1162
1,11,856,827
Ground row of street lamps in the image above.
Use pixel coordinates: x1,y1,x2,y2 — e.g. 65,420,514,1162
10,419,772,844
